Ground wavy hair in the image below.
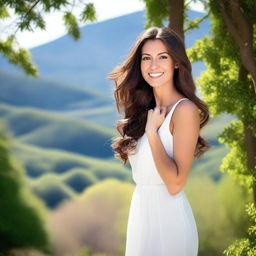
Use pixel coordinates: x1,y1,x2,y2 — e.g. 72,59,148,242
108,27,212,164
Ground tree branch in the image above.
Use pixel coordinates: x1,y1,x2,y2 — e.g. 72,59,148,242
218,0,256,95
218,0,242,44
22,0,41,20
14,0,41,34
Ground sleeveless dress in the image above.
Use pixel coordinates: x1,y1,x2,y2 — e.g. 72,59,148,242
125,98,199,256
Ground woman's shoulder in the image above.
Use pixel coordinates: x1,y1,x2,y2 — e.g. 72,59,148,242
178,98,197,109
173,98,199,121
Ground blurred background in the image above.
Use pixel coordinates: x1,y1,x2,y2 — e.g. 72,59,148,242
0,0,255,256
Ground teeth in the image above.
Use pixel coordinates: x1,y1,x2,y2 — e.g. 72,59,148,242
149,72,164,77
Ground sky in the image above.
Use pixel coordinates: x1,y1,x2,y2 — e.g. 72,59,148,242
3,0,205,49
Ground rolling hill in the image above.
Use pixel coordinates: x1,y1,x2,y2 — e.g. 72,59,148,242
0,103,115,158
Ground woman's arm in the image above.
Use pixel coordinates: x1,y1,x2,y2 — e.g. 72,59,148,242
146,101,200,195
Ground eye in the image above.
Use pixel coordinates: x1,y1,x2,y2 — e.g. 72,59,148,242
142,56,150,61
159,55,168,59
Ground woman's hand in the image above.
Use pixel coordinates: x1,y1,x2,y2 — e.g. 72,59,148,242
145,106,167,135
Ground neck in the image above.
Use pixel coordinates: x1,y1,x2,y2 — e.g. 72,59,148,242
153,86,182,107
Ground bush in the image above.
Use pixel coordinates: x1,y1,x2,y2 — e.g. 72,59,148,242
223,202,256,256
0,125,51,255
49,178,134,256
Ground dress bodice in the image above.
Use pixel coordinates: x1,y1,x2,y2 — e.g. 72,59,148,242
128,98,190,185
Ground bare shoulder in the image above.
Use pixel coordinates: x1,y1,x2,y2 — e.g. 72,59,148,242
169,99,200,134
174,99,199,119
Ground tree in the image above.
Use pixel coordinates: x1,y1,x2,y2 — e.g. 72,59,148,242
223,202,256,256
187,0,256,254
187,0,256,203
0,0,96,76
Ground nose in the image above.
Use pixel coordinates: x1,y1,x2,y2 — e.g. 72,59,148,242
150,59,158,69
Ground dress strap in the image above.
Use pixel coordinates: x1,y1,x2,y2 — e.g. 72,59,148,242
165,98,190,125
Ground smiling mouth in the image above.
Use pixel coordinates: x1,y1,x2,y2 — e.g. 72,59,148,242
148,72,164,78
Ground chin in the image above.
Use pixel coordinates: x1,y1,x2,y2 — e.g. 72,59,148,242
146,80,166,87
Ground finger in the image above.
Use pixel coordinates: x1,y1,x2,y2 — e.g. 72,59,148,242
148,109,153,115
154,106,160,113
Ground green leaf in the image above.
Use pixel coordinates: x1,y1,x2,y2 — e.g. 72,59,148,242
142,0,169,28
184,13,209,33
80,3,96,23
63,11,80,40
0,6,9,18
0,36,38,77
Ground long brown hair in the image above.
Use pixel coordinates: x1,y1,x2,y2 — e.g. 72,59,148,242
108,27,212,165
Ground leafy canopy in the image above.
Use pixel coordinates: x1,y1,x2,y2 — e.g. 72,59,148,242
0,0,96,76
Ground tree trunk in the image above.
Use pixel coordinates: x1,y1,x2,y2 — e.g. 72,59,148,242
244,124,256,203
240,65,256,203
167,0,184,42
217,0,256,95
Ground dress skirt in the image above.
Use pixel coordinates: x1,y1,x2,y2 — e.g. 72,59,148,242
124,184,199,256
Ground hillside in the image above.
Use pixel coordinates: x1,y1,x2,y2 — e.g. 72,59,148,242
0,68,109,109
0,103,116,158
11,142,132,208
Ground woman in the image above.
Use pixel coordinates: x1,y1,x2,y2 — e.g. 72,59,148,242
108,27,211,256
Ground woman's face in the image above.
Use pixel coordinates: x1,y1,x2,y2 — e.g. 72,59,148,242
140,39,176,89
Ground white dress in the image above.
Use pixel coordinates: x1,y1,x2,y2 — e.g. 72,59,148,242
125,98,199,256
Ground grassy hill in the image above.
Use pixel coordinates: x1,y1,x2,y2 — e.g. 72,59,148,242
12,141,131,179
0,69,109,110
11,141,132,208
0,68,119,128
1,103,115,157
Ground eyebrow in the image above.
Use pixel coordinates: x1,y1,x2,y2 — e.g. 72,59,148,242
141,51,169,56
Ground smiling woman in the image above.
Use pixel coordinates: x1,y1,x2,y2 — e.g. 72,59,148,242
108,27,212,256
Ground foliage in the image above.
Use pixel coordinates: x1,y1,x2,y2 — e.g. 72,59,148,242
0,0,96,76
142,0,208,32
0,122,51,255
186,0,256,255
185,174,251,255
223,203,256,256
218,120,254,188
142,0,169,28
187,0,256,189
